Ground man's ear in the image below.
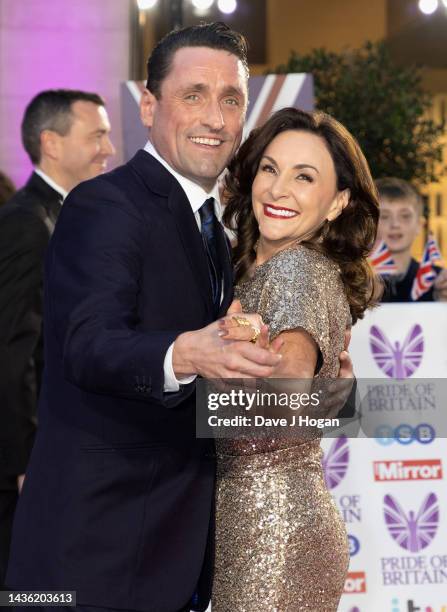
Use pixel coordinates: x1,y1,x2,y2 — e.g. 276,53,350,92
327,188,350,222
140,88,157,128
40,129,61,161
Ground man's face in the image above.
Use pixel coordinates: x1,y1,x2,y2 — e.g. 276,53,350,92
378,198,423,254
55,101,115,188
141,46,248,191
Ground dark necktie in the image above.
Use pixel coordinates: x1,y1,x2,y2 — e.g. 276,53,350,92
199,197,223,314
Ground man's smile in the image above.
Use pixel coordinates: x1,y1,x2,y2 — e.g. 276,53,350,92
189,136,224,147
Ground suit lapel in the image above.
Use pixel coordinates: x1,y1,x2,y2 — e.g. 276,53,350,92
27,173,62,232
167,182,215,318
129,151,216,318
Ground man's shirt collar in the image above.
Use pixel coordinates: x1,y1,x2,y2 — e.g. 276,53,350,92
34,168,68,201
143,140,222,219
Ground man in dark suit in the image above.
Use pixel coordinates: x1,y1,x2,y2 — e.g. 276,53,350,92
0,89,115,588
6,24,353,612
0,171,15,207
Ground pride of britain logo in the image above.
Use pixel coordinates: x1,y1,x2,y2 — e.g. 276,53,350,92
383,493,439,552
322,435,349,490
323,436,362,523
370,324,424,379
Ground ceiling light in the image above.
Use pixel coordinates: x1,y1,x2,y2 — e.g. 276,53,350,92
418,0,439,14
217,0,237,14
137,0,158,9
191,0,214,10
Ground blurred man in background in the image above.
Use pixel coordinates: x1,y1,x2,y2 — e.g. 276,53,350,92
376,177,447,302
0,89,115,587
0,171,15,207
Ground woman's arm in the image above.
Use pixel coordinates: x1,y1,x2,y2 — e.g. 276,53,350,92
270,328,317,378
219,318,318,378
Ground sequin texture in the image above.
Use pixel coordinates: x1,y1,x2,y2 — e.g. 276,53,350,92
212,245,351,611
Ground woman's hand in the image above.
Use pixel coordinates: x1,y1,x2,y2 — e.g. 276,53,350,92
218,315,268,345
219,299,283,352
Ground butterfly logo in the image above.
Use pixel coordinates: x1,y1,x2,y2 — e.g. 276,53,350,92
322,435,349,490
369,324,424,379
383,493,439,552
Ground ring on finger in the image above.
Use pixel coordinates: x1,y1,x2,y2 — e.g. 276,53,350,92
249,326,261,344
232,315,251,327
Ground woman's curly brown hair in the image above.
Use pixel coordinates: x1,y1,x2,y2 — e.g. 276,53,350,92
223,107,382,324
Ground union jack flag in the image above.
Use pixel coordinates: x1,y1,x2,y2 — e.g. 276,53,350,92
368,240,398,274
411,242,437,301
426,232,444,266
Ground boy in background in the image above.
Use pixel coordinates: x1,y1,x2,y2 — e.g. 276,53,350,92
376,177,447,302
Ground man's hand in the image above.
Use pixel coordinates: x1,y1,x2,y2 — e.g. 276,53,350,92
339,350,354,379
433,269,447,301
339,328,354,378
17,474,25,493
323,330,355,418
172,319,282,379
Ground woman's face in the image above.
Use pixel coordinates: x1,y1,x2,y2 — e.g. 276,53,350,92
251,129,347,256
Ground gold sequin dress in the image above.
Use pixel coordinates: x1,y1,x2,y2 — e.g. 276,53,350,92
212,245,351,612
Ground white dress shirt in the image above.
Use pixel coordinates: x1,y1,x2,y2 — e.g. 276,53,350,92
143,141,223,392
34,167,68,201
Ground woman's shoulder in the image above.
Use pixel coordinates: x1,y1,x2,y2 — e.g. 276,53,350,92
261,244,341,284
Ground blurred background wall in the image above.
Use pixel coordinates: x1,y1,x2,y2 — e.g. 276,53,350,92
0,0,131,187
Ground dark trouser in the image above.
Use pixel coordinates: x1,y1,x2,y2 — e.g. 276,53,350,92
0,482,18,588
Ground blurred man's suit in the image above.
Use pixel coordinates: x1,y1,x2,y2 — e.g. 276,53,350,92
6,150,233,612
0,171,61,587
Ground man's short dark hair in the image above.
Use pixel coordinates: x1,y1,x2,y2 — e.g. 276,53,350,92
21,89,105,164
375,177,423,216
146,22,249,99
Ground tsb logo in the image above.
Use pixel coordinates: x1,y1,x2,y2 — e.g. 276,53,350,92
348,534,360,556
374,459,442,482
343,571,367,594
375,423,435,446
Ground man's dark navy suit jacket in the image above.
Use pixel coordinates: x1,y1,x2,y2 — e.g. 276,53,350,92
6,150,234,612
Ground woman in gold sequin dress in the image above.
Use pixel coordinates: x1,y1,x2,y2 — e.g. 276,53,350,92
212,108,380,611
